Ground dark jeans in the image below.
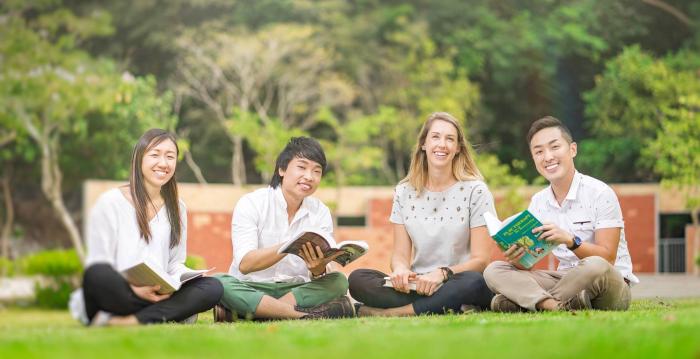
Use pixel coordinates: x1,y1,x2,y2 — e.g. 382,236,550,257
82,263,223,324
348,268,493,314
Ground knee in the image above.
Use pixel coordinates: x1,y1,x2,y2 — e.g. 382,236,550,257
82,263,113,289
483,261,509,286
348,269,375,297
579,256,612,280
198,277,224,304
325,272,349,297
454,271,490,294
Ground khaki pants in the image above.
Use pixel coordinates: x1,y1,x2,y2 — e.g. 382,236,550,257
484,256,631,311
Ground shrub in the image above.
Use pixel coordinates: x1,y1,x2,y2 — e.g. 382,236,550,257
185,254,208,270
20,249,83,309
0,257,17,277
21,249,82,276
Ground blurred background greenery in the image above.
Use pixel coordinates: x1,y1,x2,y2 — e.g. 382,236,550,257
1,1,698,277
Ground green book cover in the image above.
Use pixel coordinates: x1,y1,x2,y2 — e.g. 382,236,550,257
485,210,555,268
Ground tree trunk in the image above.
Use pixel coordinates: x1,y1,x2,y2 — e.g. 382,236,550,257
692,207,699,276
39,134,86,262
1,173,14,260
183,150,208,184
231,135,247,185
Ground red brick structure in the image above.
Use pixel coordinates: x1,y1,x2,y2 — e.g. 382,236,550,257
83,181,696,274
185,193,658,276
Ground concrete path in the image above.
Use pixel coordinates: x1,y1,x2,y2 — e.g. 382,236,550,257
632,274,700,299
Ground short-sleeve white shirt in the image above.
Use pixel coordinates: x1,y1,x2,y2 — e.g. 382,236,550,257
528,171,639,284
389,180,496,274
228,186,334,283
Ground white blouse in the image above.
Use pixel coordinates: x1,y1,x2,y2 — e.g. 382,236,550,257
85,188,189,279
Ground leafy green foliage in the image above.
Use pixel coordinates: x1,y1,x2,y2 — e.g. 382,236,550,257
21,249,83,276
185,254,208,270
583,46,700,181
20,249,82,308
0,257,17,277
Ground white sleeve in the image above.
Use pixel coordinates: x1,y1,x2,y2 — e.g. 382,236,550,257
168,202,190,279
594,187,624,229
84,196,118,267
232,196,261,269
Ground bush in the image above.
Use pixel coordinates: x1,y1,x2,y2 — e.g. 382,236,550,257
0,257,17,277
696,254,700,267
20,249,83,309
185,254,207,270
21,249,82,276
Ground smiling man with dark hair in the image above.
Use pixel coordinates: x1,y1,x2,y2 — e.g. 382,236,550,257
213,137,354,321
484,116,638,312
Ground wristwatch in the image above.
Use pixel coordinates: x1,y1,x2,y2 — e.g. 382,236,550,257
568,235,582,251
440,267,454,283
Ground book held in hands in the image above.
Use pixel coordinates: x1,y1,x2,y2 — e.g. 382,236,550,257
277,228,369,266
121,259,214,295
484,210,555,268
382,277,444,292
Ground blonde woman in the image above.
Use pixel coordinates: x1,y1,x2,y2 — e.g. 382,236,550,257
349,112,495,316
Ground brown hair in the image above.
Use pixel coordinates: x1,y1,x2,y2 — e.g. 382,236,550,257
402,112,482,195
526,116,574,145
129,129,182,248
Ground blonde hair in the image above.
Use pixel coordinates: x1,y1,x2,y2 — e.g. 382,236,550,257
401,112,482,195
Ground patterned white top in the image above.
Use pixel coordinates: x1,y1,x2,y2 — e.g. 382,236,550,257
390,180,496,274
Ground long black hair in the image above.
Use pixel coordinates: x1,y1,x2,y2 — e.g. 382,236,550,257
129,129,182,248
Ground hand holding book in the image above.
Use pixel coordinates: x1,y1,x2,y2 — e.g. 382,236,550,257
484,211,555,269
129,283,171,303
298,241,343,276
277,228,369,267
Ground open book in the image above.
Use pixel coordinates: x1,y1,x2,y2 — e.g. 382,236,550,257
382,277,443,292
121,259,214,295
277,228,369,266
484,210,555,269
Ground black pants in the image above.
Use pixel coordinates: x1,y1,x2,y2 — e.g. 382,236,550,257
82,263,223,324
348,269,493,314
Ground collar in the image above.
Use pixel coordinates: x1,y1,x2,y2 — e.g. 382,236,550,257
273,186,309,221
546,171,583,208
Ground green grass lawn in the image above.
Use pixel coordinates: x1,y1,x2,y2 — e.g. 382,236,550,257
1,299,699,359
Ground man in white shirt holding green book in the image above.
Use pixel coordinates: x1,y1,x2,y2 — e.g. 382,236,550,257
484,116,638,312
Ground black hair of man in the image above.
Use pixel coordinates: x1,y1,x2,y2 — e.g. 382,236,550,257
526,116,574,145
269,137,327,188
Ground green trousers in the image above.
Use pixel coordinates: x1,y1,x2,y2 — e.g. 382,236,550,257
215,272,348,318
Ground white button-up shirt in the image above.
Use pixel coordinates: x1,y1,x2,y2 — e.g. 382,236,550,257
528,171,639,284
228,186,334,283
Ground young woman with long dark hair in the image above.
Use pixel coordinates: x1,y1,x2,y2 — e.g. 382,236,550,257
69,129,223,326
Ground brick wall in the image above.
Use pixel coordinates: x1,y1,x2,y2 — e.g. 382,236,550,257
186,194,658,274
618,194,656,273
687,226,698,274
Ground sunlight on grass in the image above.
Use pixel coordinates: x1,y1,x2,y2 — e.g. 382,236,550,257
1,299,698,359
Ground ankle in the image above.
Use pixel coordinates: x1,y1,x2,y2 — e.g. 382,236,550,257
108,315,139,326
536,298,560,311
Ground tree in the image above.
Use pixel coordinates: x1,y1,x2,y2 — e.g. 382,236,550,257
174,23,345,185
582,45,700,182
644,95,700,274
0,4,175,261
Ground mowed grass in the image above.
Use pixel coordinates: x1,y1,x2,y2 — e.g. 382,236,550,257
1,299,699,359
